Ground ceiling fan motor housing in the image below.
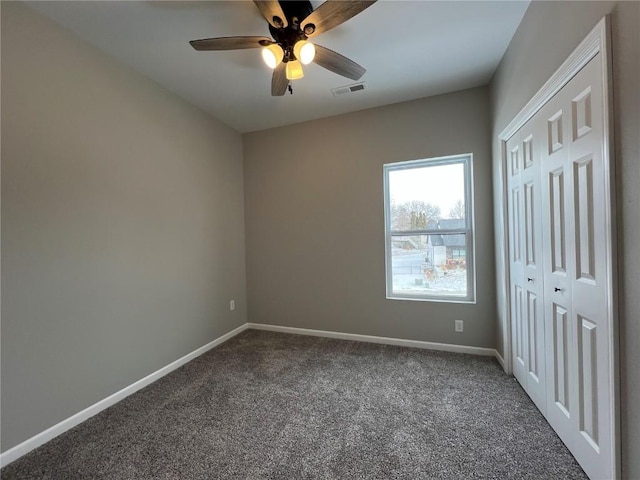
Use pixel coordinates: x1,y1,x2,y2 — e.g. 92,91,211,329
268,0,314,62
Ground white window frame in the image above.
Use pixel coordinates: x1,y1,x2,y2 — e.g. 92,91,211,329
383,153,476,303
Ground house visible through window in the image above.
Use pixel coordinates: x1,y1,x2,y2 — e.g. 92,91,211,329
383,154,475,302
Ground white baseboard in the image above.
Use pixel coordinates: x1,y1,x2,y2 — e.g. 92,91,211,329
0,323,248,468
495,350,506,371
247,323,499,357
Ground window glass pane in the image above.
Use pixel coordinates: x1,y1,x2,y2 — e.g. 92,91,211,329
384,154,474,302
388,162,466,231
390,234,468,297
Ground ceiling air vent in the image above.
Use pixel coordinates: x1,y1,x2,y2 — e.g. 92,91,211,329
331,82,366,97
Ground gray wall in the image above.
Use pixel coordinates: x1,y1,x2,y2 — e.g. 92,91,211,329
243,87,496,348
489,1,639,477
1,2,247,452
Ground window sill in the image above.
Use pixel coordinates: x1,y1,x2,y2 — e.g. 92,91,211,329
386,294,476,304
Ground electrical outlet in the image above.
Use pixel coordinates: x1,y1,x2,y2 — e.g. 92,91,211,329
230,300,235,311
455,320,464,332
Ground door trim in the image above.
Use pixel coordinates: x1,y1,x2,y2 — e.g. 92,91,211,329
496,17,619,479
499,18,609,140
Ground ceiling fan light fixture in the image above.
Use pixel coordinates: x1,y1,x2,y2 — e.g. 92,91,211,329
294,40,316,65
286,60,304,80
261,44,284,69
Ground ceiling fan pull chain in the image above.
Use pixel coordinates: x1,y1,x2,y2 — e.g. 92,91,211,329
288,83,293,95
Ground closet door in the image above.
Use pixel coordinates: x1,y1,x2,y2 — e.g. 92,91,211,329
540,54,612,480
507,131,527,391
507,117,546,414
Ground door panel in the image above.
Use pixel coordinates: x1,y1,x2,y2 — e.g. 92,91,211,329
508,114,546,413
527,291,538,380
577,315,599,450
573,156,596,283
507,134,527,385
552,302,570,417
511,186,522,263
540,55,611,479
514,284,525,369
521,118,546,412
549,167,567,275
524,181,536,266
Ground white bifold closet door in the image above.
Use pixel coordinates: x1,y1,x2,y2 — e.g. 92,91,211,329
507,53,614,480
507,113,546,415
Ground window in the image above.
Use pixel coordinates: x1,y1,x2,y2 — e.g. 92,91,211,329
383,154,475,302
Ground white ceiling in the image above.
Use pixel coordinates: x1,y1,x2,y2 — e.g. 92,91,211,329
27,1,530,133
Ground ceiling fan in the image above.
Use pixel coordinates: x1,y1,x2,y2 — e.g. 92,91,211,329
189,0,376,96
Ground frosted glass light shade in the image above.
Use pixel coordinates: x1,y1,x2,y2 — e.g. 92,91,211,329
294,40,316,65
286,60,304,80
261,44,284,69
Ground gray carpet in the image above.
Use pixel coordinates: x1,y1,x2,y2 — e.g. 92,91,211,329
2,329,587,479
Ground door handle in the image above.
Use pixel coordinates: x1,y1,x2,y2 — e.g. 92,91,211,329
554,287,563,292
527,278,533,282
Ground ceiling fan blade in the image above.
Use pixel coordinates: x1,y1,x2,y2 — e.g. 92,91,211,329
313,44,366,81
253,1,288,29
271,63,288,96
302,0,376,38
190,36,272,51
